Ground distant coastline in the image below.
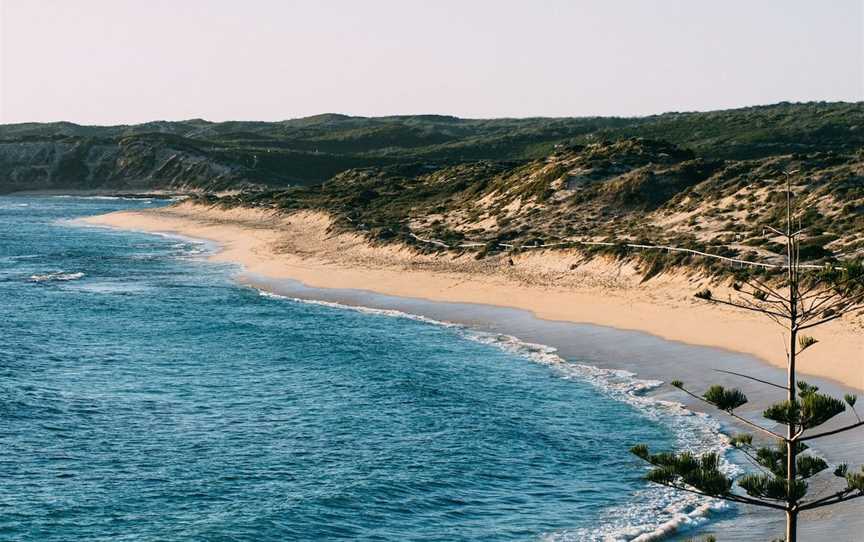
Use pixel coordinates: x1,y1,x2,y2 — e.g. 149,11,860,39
7,189,180,199
82,201,864,392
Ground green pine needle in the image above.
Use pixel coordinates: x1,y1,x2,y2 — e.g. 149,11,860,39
703,385,748,411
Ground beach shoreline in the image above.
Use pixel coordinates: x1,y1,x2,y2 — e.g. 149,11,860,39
78,200,864,540
81,201,864,392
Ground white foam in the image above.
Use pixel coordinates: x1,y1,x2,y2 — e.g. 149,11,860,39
465,333,737,541
29,271,85,282
53,195,153,202
258,292,461,328
141,231,215,256
259,290,740,540
70,220,216,258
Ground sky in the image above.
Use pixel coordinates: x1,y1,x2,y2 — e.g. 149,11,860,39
0,0,862,124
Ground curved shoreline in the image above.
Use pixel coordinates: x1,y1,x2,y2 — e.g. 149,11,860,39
77,202,864,540
81,202,863,392
81,211,749,539
258,290,735,541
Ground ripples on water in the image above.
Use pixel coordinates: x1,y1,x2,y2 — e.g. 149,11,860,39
0,196,729,541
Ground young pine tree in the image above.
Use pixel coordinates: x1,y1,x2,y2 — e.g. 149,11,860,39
630,174,864,542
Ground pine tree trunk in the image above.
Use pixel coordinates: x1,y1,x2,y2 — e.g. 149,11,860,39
786,508,798,542
787,324,797,502
786,324,798,542
785,180,798,542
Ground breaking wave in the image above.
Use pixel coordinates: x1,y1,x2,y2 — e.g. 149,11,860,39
29,271,85,283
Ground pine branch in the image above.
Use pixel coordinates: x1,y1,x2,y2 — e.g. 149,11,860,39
737,280,792,308
799,420,864,442
799,289,835,309
800,271,864,299
736,297,792,320
761,310,787,329
652,481,787,510
800,290,844,317
824,293,864,314
810,294,864,317
798,312,845,331
741,286,787,308
748,298,792,314
674,384,787,441
736,446,777,477
713,368,788,391
803,291,863,313
631,455,788,511
763,225,786,238
704,297,790,321
799,490,864,511
743,277,788,303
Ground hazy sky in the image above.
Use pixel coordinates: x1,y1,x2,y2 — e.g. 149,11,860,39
0,0,862,124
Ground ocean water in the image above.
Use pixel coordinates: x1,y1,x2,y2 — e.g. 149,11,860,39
0,196,732,541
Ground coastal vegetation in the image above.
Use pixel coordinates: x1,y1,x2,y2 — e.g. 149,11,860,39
3,102,863,276
1,101,862,191
194,137,864,280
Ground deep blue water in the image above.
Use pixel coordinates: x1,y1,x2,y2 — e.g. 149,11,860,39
0,196,710,541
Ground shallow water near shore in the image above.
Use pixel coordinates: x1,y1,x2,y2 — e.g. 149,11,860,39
2,196,859,540
246,268,864,541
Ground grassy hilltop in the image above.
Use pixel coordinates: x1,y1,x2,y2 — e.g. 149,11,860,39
1,101,861,192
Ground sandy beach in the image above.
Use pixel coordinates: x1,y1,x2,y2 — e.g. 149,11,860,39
83,201,864,392
78,200,864,539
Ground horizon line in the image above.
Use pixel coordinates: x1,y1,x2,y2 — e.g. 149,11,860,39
2,100,861,128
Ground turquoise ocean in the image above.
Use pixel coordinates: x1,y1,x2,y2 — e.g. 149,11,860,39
0,196,734,541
